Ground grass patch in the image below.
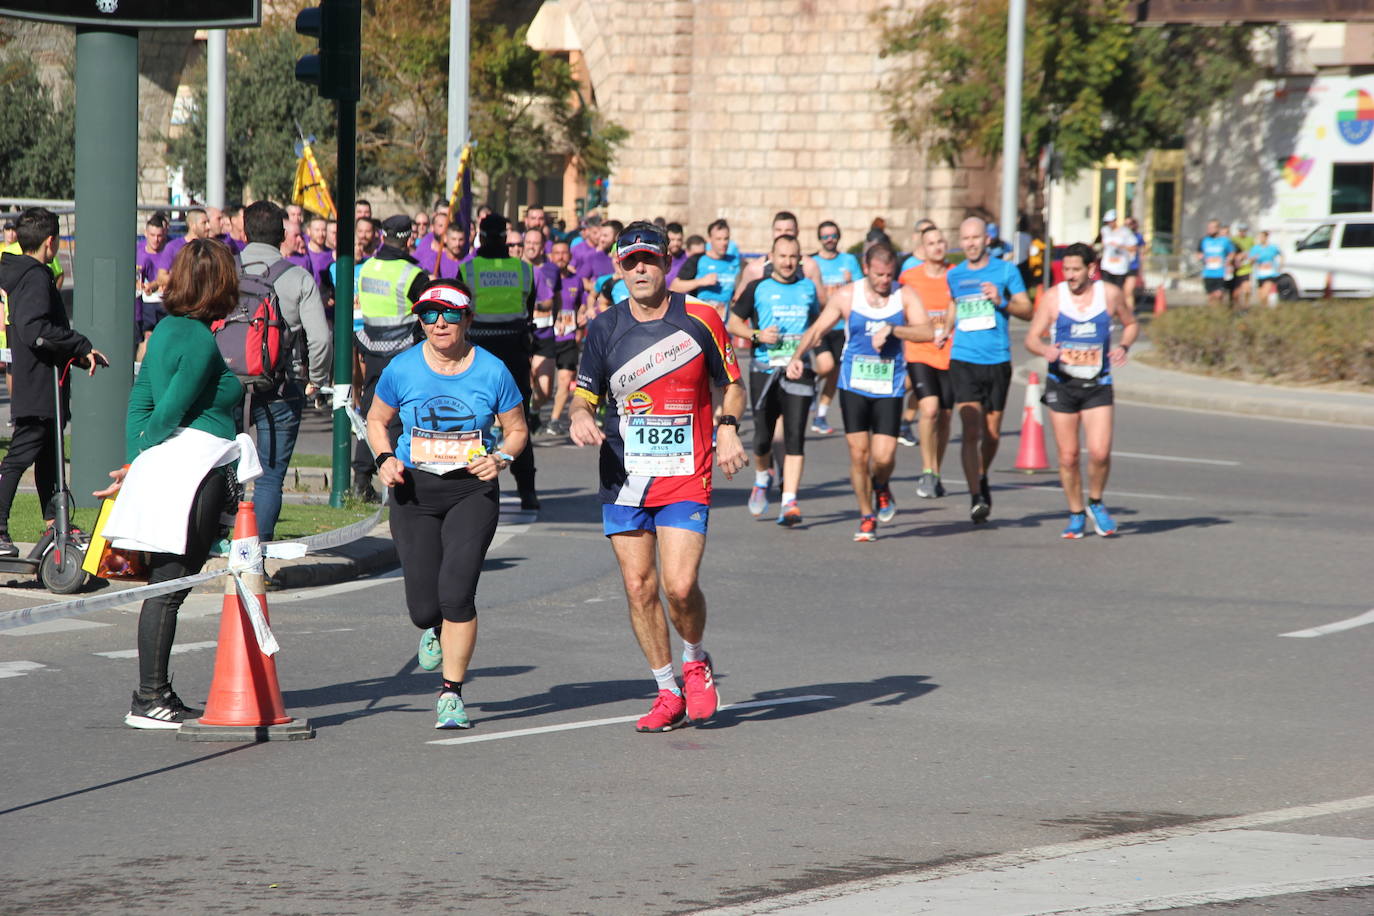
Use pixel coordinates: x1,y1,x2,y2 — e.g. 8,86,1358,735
6,497,100,544
288,452,333,468
1149,299,1374,386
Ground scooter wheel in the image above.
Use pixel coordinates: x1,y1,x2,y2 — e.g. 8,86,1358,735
41,538,88,595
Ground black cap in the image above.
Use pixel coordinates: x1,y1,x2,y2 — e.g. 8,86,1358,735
479,213,508,237
381,214,413,239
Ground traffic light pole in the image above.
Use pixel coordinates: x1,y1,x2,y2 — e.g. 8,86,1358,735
331,96,356,508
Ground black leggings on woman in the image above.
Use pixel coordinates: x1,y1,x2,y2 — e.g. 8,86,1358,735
135,467,228,697
390,469,500,629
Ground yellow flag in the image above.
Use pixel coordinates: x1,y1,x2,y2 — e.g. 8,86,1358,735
292,142,337,220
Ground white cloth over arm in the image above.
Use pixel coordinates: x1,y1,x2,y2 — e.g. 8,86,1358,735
103,429,262,555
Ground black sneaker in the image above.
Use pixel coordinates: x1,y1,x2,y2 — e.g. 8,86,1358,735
970,495,991,524
124,688,202,730
519,491,541,511
979,475,992,509
0,533,17,558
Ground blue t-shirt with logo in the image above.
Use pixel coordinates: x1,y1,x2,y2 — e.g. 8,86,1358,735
1248,243,1281,279
946,258,1026,365
374,343,523,469
1199,236,1237,279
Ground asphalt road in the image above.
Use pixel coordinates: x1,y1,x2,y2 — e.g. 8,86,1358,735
2,387,1371,915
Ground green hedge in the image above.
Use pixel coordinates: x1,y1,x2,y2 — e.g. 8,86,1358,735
1149,300,1374,386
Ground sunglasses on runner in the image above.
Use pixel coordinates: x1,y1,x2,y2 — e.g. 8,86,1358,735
615,226,668,261
819,233,840,241
417,307,468,325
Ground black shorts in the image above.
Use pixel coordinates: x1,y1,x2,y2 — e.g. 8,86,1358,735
1203,277,1228,294
817,328,845,363
1230,274,1250,291
839,388,902,438
948,359,1012,413
139,302,167,334
907,362,954,410
1101,271,1127,288
554,340,580,372
532,333,558,359
750,369,813,456
1043,376,1114,413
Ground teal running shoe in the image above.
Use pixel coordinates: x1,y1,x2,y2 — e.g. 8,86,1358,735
1061,512,1087,539
435,692,471,729
417,627,443,671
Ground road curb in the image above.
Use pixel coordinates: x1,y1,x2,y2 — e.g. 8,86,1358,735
198,521,397,593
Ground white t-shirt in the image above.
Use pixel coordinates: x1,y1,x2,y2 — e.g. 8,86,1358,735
1101,227,1135,276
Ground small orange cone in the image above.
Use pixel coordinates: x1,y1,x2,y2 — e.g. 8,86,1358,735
178,502,313,742
1153,285,1167,315
1014,372,1051,473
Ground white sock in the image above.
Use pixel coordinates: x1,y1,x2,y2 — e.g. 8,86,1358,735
816,404,829,420
781,491,797,505
681,641,706,663
652,663,680,694
754,470,771,487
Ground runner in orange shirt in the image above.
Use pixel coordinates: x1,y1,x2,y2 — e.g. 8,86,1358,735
898,225,955,498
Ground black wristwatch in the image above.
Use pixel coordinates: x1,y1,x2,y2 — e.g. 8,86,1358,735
717,415,739,429
374,451,396,470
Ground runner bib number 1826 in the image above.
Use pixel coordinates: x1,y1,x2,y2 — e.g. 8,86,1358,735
622,414,694,476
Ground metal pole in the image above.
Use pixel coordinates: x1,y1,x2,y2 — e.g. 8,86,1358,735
72,29,138,507
446,0,470,194
1000,0,1026,244
331,96,356,508
206,29,227,208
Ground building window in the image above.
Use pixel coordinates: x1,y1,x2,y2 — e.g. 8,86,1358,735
1330,163,1373,214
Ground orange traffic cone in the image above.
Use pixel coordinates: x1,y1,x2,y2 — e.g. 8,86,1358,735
1014,372,1051,473
178,502,314,742
1153,285,1167,315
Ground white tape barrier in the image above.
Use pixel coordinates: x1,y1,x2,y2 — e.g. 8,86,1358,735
0,505,386,635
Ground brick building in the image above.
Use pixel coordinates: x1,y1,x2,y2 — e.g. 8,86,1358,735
534,0,1001,252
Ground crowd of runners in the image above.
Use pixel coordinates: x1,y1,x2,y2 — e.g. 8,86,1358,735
39,201,1143,733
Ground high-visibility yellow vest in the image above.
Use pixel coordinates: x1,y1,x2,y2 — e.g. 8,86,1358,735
462,257,532,323
354,255,423,354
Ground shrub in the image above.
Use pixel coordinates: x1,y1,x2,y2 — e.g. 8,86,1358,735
1149,300,1374,386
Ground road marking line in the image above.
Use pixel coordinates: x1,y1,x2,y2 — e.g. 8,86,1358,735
1,617,112,636
0,660,45,678
694,794,1374,916
93,640,218,660
429,694,835,746
269,567,403,604
1115,450,1240,466
1280,607,1374,638
1000,483,1195,502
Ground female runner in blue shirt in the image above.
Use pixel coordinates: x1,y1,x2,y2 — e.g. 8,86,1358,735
367,280,528,730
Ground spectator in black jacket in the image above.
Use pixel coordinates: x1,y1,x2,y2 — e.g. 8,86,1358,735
0,208,107,556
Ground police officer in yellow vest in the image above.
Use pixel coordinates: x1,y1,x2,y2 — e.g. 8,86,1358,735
461,212,540,509
352,214,430,499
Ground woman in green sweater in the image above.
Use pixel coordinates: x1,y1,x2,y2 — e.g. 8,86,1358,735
97,238,244,729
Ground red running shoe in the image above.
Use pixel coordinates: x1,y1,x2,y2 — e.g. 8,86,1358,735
635,689,687,733
682,653,719,724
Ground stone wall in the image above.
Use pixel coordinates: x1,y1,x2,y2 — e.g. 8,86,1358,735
561,0,999,251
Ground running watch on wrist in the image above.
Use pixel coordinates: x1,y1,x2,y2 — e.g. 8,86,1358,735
374,451,395,470
717,415,739,429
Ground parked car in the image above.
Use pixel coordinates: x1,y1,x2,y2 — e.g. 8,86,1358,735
1275,215,1374,299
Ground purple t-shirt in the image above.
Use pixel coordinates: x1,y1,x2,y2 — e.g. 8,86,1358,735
414,238,447,275
307,246,335,291
576,248,614,287
666,250,688,286
533,261,561,340
286,250,313,275
554,268,584,343
164,236,188,264
432,249,472,280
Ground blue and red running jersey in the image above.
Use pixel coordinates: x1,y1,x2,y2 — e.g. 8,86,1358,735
575,293,741,507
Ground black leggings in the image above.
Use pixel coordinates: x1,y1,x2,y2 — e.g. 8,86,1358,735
135,467,228,697
390,468,500,628
750,372,812,457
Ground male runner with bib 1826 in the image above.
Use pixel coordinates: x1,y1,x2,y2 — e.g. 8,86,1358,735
570,221,747,733
946,217,1033,525
1024,243,1137,538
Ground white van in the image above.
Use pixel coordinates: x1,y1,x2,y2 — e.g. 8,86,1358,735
1275,215,1374,299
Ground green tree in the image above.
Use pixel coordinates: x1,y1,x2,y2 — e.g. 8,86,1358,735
166,20,358,205
0,55,75,199
878,0,1266,204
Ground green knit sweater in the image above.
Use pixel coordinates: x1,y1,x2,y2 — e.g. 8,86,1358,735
126,315,244,461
